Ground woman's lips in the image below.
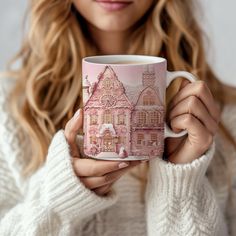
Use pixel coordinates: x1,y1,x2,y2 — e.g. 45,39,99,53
95,1,133,11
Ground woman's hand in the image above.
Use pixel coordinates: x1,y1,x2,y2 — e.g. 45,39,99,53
166,80,221,164
64,109,141,196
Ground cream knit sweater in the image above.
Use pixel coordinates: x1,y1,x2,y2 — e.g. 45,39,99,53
0,78,235,236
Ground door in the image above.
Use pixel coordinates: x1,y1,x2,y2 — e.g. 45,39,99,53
102,130,115,152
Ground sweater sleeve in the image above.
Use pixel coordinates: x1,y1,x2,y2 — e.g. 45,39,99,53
223,104,236,236
227,180,236,236
145,142,228,236
0,79,118,235
0,130,118,236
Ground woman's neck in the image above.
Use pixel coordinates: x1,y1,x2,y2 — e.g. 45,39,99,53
88,25,130,55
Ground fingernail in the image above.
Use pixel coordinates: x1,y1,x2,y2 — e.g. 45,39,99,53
73,109,81,120
118,162,129,169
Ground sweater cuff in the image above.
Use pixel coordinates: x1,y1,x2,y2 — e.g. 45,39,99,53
147,142,215,198
43,130,118,220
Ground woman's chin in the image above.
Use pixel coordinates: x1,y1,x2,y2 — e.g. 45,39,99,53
90,19,133,33
96,25,130,33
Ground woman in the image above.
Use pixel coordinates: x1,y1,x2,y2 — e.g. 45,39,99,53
0,0,236,235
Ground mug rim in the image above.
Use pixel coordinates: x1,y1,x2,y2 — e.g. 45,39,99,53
83,55,166,66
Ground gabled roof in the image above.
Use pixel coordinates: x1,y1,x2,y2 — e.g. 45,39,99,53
84,66,133,109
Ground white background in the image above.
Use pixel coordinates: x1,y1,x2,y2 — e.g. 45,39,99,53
0,0,235,86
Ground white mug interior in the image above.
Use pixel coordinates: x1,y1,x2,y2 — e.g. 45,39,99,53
83,55,166,65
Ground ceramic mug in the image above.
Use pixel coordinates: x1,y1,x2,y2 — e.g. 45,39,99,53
82,55,197,161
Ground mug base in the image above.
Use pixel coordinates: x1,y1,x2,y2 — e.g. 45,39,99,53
88,155,159,161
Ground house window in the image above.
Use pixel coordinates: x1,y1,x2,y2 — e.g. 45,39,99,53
90,136,97,144
143,95,149,106
151,133,157,145
103,110,113,123
158,113,162,123
150,111,159,125
143,95,155,105
103,78,113,90
90,114,98,125
137,112,146,125
118,114,125,125
149,96,155,105
137,133,144,145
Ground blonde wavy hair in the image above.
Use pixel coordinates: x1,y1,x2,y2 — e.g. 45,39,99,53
5,0,236,195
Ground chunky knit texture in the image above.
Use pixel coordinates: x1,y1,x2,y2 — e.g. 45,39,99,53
0,78,235,236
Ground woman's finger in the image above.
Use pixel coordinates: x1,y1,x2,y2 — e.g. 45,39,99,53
169,113,213,163
64,109,83,157
93,183,113,196
73,157,140,177
80,163,138,189
168,95,219,135
168,81,221,123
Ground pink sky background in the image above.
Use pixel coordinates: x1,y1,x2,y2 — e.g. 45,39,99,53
82,62,167,102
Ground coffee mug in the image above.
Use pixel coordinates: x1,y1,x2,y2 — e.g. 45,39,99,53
82,55,197,161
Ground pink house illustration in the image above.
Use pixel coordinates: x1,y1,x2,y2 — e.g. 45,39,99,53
83,65,164,159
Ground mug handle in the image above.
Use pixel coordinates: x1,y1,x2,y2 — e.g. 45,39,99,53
164,71,198,138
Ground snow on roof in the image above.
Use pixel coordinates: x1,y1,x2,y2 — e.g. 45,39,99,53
98,123,117,136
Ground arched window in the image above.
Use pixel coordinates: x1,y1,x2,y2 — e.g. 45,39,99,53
143,95,149,106
90,114,98,125
103,78,113,90
143,95,155,105
149,96,155,105
103,110,113,123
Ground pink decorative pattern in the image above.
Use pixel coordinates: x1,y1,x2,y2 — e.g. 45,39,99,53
83,65,164,160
